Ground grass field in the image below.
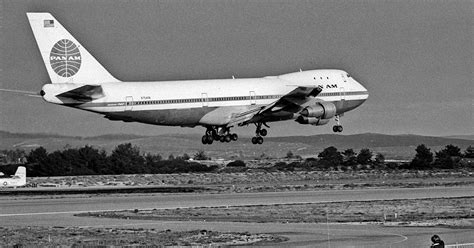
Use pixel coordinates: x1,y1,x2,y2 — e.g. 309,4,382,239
78,197,474,226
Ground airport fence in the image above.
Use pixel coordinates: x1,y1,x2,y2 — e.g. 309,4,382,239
446,243,474,248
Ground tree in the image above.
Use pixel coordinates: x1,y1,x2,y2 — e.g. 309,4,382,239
444,144,462,157
356,148,373,165
434,150,454,169
181,153,190,160
318,146,343,168
410,144,433,169
0,149,26,164
433,145,462,169
77,145,108,174
193,150,209,160
27,147,48,165
108,143,145,174
342,149,357,166
464,146,474,158
374,153,385,164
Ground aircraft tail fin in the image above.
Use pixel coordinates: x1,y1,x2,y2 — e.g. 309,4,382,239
14,166,26,184
26,12,120,84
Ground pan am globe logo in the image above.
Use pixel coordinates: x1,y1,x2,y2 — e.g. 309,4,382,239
49,39,81,77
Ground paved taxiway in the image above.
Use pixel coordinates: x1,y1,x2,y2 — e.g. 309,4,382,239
1,186,473,247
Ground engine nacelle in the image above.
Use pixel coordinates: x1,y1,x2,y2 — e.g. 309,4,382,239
295,116,330,126
300,102,337,119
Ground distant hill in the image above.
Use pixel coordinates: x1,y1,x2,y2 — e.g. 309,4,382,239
444,135,474,141
266,133,473,148
0,131,472,160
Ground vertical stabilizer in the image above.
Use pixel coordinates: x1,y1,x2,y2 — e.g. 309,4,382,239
26,12,120,84
14,166,27,185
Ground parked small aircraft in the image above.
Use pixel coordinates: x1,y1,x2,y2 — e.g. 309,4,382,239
24,13,368,144
0,166,27,188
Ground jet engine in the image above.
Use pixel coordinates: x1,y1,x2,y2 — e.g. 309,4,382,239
295,116,330,126
300,102,336,119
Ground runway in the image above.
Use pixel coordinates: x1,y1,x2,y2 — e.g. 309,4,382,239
1,186,473,247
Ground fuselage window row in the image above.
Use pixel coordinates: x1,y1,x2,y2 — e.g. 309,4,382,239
126,92,366,106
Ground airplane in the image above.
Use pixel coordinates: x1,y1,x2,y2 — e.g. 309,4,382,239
0,166,27,188
22,12,368,145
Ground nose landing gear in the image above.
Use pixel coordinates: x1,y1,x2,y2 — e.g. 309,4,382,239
333,115,343,132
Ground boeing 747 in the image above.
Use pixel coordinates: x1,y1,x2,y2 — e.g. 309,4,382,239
24,13,368,144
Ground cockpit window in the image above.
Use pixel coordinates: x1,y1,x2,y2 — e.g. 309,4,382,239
346,73,351,78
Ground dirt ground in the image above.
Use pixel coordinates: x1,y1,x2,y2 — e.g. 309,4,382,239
25,170,474,194
2,171,473,247
78,197,474,226
0,227,288,247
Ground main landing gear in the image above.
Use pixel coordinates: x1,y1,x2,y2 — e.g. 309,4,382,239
201,126,238,145
333,115,343,132
251,122,269,145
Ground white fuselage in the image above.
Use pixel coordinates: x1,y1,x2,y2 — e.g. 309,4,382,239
41,69,368,127
0,167,26,188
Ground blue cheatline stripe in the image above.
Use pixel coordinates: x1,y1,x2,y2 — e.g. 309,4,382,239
77,91,368,108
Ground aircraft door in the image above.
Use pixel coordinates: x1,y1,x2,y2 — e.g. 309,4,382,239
339,87,346,110
250,91,256,105
201,93,209,107
125,96,133,111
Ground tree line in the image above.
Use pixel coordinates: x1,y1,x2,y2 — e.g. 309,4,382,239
274,144,473,172
2,143,216,177
0,143,472,176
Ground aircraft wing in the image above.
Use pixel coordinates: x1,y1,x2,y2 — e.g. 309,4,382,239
228,85,323,126
56,85,104,102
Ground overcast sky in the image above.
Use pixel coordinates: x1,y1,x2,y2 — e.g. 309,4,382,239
0,0,472,137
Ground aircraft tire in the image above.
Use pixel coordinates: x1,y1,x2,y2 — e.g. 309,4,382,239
251,137,257,144
225,135,231,142
257,136,264,144
231,133,238,141
338,126,343,132
202,136,208,144
260,129,267,136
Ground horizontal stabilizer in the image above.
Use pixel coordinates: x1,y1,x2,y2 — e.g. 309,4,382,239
56,85,104,101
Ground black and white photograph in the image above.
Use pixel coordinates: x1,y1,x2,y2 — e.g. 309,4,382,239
0,0,473,247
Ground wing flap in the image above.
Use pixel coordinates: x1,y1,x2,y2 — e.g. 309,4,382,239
227,85,323,126
259,85,323,113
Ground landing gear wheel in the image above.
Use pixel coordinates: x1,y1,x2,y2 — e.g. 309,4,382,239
260,129,267,137
206,135,214,144
202,135,208,144
225,134,231,142
251,137,257,144
220,136,226,142
231,133,238,141
333,125,343,132
256,136,264,144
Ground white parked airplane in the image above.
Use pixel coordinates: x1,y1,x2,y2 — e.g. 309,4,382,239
25,12,368,144
0,166,27,188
